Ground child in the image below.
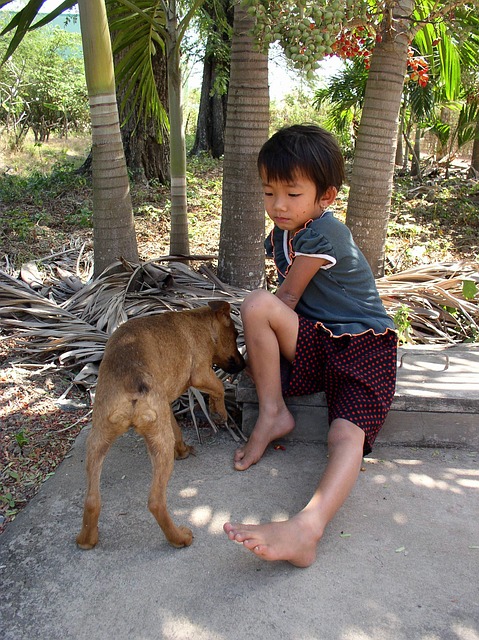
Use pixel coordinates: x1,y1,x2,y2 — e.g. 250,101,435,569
223,124,397,567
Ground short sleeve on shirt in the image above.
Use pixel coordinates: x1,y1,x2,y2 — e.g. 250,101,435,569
292,226,336,267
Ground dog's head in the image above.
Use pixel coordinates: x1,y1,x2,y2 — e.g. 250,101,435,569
208,301,245,374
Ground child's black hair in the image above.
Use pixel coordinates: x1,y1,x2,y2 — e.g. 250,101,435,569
257,124,345,202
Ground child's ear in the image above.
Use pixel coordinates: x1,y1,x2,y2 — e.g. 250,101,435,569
319,186,337,208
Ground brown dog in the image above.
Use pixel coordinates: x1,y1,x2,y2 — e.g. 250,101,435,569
76,301,245,550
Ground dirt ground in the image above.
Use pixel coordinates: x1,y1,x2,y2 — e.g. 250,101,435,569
0,333,91,533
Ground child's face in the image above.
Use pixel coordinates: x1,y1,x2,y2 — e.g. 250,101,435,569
261,173,323,233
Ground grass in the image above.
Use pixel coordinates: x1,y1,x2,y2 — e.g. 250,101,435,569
387,175,479,271
1,135,90,174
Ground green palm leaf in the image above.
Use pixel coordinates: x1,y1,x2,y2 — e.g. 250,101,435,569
458,102,479,148
1,0,47,62
107,1,169,133
408,81,435,122
27,1,78,29
414,21,461,102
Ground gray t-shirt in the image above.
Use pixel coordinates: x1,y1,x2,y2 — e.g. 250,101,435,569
265,211,395,337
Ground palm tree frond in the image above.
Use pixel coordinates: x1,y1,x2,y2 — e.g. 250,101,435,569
408,81,435,121
29,1,78,30
458,102,479,147
1,0,44,61
414,21,461,102
107,0,169,132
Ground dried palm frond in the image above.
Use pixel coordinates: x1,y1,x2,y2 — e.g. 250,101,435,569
0,271,109,364
377,260,479,344
1,255,478,440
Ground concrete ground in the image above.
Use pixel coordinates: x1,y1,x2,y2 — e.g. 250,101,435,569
1,425,478,640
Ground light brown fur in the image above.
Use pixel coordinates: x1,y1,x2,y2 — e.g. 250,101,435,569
76,301,244,550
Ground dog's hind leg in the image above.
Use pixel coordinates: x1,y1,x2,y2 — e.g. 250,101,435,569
76,427,117,550
143,416,193,548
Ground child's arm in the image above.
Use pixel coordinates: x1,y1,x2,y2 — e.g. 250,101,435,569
275,255,328,311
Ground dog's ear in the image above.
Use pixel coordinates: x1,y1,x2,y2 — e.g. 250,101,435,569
208,300,231,325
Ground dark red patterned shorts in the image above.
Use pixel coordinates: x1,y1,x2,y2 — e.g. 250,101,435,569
281,316,398,455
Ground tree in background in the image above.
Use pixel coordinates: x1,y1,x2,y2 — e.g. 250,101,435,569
190,0,233,158
0,20,88,148
105,0,209,256
77,0,139,273
1,0,139,275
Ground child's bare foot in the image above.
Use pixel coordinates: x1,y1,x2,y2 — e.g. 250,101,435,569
234,407,295,471
223,513,322,568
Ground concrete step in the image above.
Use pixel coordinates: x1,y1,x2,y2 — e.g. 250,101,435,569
236,344,479,449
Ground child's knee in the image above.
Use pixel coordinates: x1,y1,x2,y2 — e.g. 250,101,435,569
328,418,365,450
240,289,273,321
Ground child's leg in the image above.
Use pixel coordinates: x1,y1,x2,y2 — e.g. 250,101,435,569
224,418,365,567
234,289,299,471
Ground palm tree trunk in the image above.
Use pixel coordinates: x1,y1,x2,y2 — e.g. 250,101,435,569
346,0,413,277
166,0,190,256
471,119,479,172
395,108,405,167
191,0,232,159
217,3,269,289
78,0,138,276
191,50,228,158
411,124,422,177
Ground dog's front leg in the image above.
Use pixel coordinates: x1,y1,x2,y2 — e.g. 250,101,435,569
192,371,228,425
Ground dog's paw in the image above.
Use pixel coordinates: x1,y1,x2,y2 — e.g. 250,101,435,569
210,411,228,426
76,528,98,550
169,526,194,548
208,398,228,424
174,442,195,459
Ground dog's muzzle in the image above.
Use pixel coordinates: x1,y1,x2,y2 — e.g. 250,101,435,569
225,355,246,374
